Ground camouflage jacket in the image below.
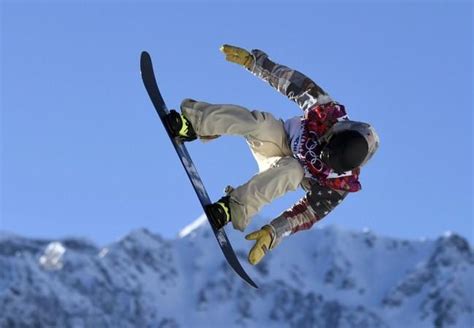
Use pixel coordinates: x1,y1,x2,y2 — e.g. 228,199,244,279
247,50,362,248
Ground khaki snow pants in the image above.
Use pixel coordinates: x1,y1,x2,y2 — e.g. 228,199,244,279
181,99,305,231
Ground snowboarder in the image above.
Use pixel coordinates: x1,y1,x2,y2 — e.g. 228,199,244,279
165,45,379,266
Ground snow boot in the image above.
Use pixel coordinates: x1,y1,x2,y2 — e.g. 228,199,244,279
206,196,232,230
165,110,197,142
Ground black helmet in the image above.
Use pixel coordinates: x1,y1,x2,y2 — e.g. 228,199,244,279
319,120,379,174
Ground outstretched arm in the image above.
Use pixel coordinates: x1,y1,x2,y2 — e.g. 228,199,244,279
244,182,353,265
267,184,348,249
220,44,332,111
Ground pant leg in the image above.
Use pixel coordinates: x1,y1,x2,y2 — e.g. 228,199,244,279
244,112,293,172
181,99,264,137
181,99,304,231
228,156,304,231
181,99,292,165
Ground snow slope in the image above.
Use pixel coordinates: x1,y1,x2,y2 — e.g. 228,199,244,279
0,217,472,328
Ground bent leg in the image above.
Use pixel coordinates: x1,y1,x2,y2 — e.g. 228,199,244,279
181,99,274,139
228,157,304,231
181,99,258,137
181,99,292,160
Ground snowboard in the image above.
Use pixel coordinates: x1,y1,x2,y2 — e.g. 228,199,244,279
140,51,258,289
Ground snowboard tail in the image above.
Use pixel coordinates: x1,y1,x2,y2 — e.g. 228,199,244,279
140,51,258,289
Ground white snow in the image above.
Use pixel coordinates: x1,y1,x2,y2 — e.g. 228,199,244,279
1,219,473,328
443,230,454,237
177,213,208,238
38,241,66,271
98,247,109,258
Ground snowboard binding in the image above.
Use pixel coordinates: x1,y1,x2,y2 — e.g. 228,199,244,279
165,110,197,142
206,196,232,230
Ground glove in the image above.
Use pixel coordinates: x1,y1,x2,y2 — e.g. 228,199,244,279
220,44,254,69
245,225,274,265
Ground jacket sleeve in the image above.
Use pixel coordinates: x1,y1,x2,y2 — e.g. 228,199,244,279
247,49,333,111
266,183,348,248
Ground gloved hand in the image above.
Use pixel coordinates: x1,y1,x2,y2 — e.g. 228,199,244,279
220,44,254,69
245,225,274,265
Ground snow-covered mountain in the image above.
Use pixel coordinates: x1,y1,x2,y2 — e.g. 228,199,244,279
1,216,472,328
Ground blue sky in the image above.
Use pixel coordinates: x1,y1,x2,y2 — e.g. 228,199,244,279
1,2,472,245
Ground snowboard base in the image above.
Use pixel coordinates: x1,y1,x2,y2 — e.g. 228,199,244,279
140,51,257,289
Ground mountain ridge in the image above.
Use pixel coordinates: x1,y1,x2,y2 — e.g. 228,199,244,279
0,217,472,328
